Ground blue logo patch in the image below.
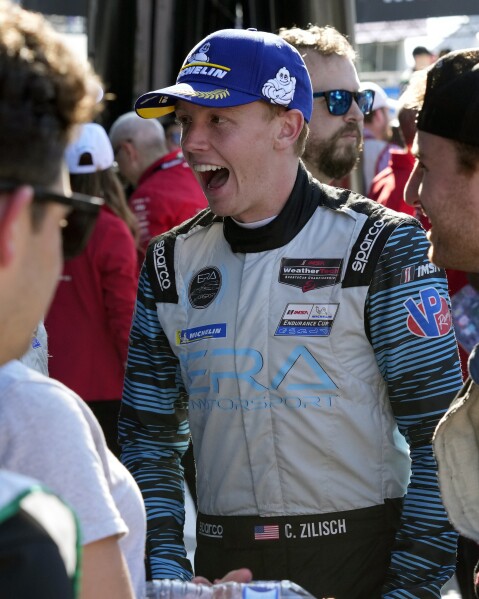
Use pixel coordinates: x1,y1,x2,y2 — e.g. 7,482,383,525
404,287,452,337
275,303,339,337
177,323,227,345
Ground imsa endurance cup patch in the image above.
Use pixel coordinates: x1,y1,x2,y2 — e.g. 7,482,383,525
275,303,339,337
278,258,342,292
188,266,222,309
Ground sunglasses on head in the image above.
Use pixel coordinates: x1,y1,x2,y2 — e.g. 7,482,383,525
0,181,103,260
313,89,375,116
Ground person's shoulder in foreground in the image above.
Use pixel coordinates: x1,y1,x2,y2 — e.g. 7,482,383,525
0,1,140,597
0,359,147,597
0,468,80,599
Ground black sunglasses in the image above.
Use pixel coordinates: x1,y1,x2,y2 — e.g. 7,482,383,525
0,181,103,260
313,89,375,116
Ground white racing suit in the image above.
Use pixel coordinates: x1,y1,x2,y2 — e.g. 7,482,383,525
120,163,462,598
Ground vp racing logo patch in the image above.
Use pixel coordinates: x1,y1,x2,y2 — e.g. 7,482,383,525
279,258,342,292
189,266,222,309
404,287,452,337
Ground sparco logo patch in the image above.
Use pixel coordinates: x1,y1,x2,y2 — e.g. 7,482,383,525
352,220,387,273
153,239,171,291
198,522,224,539
278,258,342,292
189,266,222,309
404,287,452,338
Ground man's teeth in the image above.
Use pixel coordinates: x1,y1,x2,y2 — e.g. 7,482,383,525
194,164,223,172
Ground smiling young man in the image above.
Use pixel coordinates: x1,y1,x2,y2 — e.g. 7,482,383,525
403,50,479,597
279,25,371,184
122,27,462,598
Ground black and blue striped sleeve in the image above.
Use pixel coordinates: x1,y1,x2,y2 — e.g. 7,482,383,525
119,263,193,581
366,224,462,598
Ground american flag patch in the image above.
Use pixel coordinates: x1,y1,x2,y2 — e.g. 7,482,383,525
254,524,280,540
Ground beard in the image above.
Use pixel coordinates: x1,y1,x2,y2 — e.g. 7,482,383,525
303,123,362,181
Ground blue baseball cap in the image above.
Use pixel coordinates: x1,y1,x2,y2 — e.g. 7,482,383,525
135,28,313,123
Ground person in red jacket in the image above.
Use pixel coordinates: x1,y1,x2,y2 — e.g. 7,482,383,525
368,101,417,215
109,111,208,259
46,123,139,457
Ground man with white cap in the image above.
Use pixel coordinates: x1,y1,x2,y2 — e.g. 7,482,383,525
120,27,462,598
46,122,139,458
361,81,400,193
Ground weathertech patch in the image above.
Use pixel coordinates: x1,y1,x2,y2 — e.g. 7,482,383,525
278,258,342,292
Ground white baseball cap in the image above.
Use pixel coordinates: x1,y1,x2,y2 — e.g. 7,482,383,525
360,81,398,115
65,123,114,174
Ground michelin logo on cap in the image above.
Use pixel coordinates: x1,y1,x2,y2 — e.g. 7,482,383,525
134,28,313,122
187,42,211,63
180,41,230,81
262,67,296,107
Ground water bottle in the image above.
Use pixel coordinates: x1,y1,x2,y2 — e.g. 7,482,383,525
145,579,316,599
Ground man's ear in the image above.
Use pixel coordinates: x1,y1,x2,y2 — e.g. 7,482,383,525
0,186,33,266
123,140,138,162
274,109,304,151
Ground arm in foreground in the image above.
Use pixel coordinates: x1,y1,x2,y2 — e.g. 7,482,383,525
80,536,134,599
119,264,192,580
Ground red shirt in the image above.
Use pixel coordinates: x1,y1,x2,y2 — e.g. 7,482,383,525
129,150,208,256
368,149,416,216
45,206,138,401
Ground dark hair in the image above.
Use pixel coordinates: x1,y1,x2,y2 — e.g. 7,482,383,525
413,46,432,58
0,1,99,187
417,49,479,147
70,168,140,245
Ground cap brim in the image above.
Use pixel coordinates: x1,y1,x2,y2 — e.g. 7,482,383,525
135,82,259,119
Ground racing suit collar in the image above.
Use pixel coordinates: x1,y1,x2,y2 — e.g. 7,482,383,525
223,161,319,253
